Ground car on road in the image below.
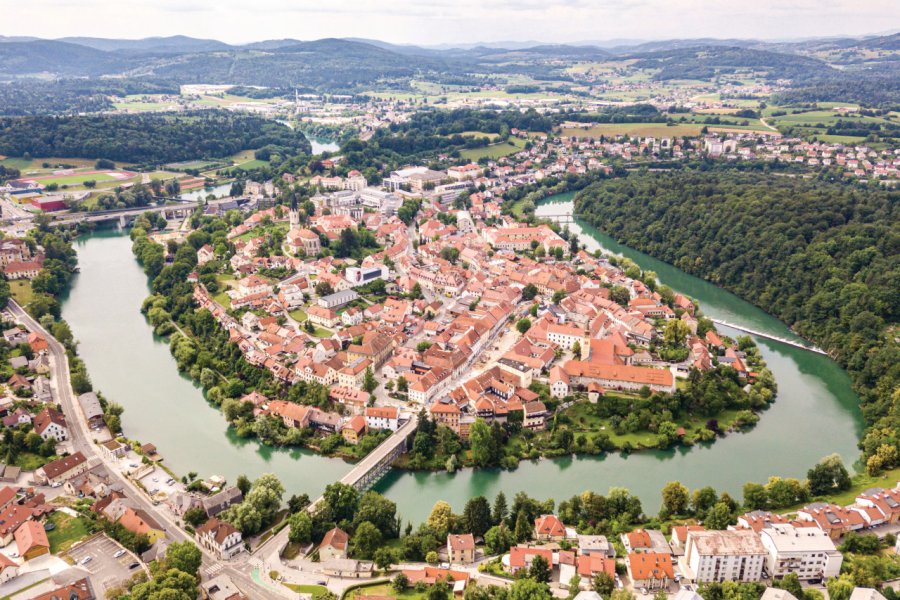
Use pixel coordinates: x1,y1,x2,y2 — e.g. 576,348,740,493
129,562,140,569
81,556,93,565
50,482,63,488
114,550,126,558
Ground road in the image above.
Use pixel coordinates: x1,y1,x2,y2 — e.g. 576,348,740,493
7,300,286,599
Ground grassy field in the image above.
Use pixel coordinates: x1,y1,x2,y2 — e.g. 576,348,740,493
561,123,704,138
9,280,34,307
288,309,308,322
286,583,329,595
347,582,427,600
232,159,269,171
30,172,124,186
460,137,527,161
13,451,53,471
47,511,91,553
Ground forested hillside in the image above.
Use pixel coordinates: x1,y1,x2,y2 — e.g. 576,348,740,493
573,171,899,472
0,111,311,164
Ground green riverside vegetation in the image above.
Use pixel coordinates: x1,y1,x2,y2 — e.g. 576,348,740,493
572,168,899,474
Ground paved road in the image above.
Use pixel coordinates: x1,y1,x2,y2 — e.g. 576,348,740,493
8,300,286,599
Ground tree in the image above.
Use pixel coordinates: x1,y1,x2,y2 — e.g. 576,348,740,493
529,554,551,583
492,492,509,526
742,482,768,510
351,521,382,559
522,284,538,301
374,547,397,570
463,496,493,537
236,474,252,496
775,573,804,600
428,501,454,537
509,577,551,600
516,318,532,334
470,419,503,467
426,550,439,565
315,281,334,297
288,511,313,544
807,454,852,496
705,502,734,530
827,575,855,600
514,511,531,543
664,319,690,347
363,367,378,393
484,524,513,555
392,573,410,593
355,491,398,538
593,572,615,596
323,482,359,525
661,481,690,516
184,507,208,527
165,541,202,577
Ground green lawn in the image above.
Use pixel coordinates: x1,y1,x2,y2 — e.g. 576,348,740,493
232,159,269,171
33,172,121,186
347,583,427,600
0,157,33,170
14,452,53,471
460,137,527,161
561,123,704,139
286,584,329,595
9,280,34,307
289,309,308,322
46,511,91,553
311,326,333,338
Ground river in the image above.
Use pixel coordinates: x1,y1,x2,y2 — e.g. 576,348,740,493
59,193,863,524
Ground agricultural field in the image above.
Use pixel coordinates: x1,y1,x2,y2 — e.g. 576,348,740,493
21,170,132,186
460,136,527,160
560,122,704,138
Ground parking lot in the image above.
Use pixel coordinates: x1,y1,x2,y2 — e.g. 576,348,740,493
65,535,143,594
137,466,181,500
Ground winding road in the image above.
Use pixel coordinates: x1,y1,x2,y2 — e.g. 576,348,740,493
7,300,287,598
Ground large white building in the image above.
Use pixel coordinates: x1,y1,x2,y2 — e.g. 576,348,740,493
759,524,843,581
682,530,767,583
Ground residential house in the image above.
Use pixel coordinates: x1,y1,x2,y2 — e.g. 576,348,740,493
319,527,349,561
202,486,243,518
627,552,674,590
37,452,89,485
197,518,245,560
534,514,567,541
0,554,17,584
365,406,400,431
448,533,476,564
341,415,367,445
14,520,50,560
33,408,67,442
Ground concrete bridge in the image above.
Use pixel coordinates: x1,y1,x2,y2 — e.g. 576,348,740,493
334,415,419,493
710,318,828,355
253,414,418,557
50,197,236,227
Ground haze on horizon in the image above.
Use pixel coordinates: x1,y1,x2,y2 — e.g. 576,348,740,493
6,0,899,47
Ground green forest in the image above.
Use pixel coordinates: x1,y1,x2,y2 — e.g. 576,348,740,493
573,170,899,473
0,110,311,164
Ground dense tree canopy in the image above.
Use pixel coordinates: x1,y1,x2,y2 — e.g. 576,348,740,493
574,169,899,470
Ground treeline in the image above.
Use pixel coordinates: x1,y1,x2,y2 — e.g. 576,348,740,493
0,78,181,116
630,46,831,82
573,170,899,472
0,111,312,165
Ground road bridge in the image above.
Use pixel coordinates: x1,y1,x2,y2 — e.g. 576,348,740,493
49,197,237,227
253,414,418,558
710,318,828,355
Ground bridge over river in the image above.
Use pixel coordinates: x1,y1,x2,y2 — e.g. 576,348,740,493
50,198,237,226
252,414,419,557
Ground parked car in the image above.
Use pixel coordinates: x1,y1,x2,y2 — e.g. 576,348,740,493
81,556,93,565
114,550,126,558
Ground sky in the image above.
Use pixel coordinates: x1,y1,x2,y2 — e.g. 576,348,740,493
6,0,899,46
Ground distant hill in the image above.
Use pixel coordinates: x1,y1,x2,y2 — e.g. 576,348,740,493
627,45,833,81
0,40,132,77
57,35,232,54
